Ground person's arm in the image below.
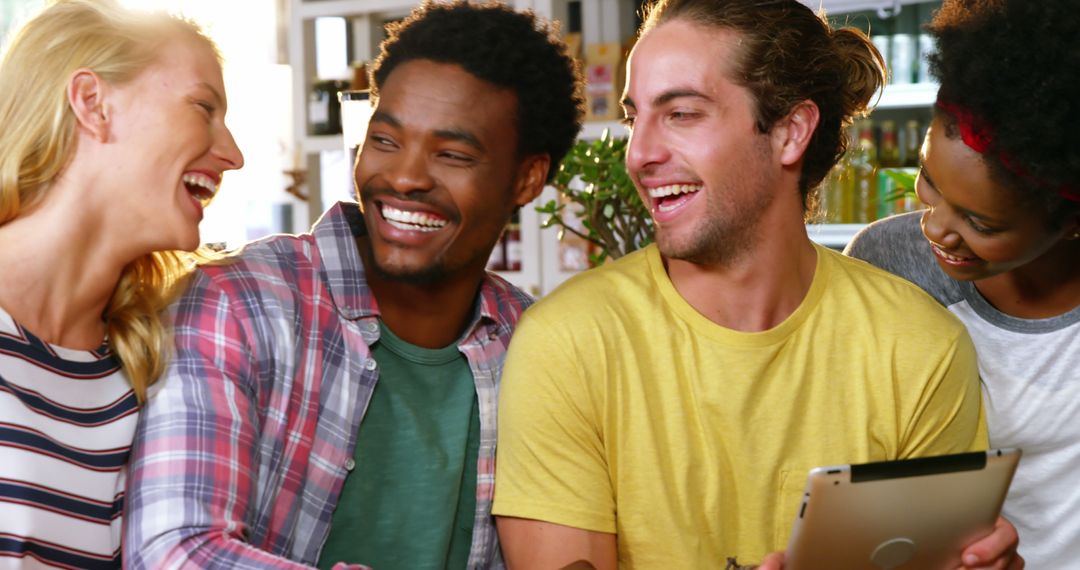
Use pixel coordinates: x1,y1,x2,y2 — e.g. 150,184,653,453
497,518,616,570
492,307,617,569
896,318,986,456
123,272,358,569
889,321,1020,569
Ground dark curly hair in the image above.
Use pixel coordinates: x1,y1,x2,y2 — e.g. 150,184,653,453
929,0,1080,217
641,0,885,209
370,0,585,183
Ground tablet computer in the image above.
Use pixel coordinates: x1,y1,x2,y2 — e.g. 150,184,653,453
785,448,1021,570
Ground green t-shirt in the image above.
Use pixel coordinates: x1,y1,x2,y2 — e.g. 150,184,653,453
319,320,480,570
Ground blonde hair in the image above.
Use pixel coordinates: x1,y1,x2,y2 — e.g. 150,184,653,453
0,0,221,402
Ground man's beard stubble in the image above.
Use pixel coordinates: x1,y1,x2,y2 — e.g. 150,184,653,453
657,143,776,267
356,181,455,287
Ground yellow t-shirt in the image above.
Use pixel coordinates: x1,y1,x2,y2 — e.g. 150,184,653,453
492,243,987,568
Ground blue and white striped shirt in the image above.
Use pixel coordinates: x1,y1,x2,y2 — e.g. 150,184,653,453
0,307,138,569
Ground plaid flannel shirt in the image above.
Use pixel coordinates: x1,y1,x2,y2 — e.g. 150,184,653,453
125,202,532,569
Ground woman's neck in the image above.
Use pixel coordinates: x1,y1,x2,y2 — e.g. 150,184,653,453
0,199,128,349
975,240,1080,319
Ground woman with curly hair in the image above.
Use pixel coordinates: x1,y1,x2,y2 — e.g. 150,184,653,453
847,0,1080,566
0,0,242,566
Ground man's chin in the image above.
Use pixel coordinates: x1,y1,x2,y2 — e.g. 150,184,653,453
655,233,708,263
357,233,446,286
656,232,749,267
370,259,449,286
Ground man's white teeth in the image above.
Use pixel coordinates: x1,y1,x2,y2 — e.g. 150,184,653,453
658,200,682,213
649,184,702,199
381,205,447,232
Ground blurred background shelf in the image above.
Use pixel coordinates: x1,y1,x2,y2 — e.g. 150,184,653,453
807,224,868,250
876,82,938,109
300,134,344,154
799,0,932,15
580,120,628,141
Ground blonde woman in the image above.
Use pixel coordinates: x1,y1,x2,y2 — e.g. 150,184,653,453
0,0,242,566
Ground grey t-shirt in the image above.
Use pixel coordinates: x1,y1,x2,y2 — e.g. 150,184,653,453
846,211,1080,569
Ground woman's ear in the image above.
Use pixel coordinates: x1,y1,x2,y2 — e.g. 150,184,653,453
68,68,109,142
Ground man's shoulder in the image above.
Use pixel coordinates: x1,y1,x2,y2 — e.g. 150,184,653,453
481,271,536,322
530,246,654,316
199,233,319,286
823,246,967,337
196,202,358,287
177,232,331,320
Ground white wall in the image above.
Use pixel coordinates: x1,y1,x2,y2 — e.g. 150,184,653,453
120,0,301,247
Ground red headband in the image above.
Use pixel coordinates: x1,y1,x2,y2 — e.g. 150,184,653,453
936,97,1080,202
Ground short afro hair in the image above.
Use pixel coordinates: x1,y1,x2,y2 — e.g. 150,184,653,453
370,0,585,183
929,0,1080,215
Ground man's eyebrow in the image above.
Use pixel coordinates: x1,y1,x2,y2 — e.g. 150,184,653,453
433,128,484,152
622,88,714,110
369,110,402,128
368,110,484,152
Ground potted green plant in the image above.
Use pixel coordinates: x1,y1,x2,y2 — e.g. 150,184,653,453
536,130,653,265
881,167,919,207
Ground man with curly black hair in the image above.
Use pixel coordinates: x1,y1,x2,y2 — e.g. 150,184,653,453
847,1,1080,567
124,2,584,568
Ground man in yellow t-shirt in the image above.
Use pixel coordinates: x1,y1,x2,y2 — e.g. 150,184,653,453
492,1,1022,568
495,240,985,567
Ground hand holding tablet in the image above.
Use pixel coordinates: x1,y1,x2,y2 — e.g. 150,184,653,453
785,449,1021,570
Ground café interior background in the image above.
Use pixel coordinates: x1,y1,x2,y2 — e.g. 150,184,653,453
0,0,311,250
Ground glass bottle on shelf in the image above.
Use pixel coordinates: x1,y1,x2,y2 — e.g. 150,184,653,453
847,120,878,224
890,118,925,214
878,120,901,168
819,154,850,224
903,119,922,167
876,120,901,218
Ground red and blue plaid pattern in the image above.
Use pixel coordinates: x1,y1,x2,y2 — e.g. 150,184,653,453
125,202,531,569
